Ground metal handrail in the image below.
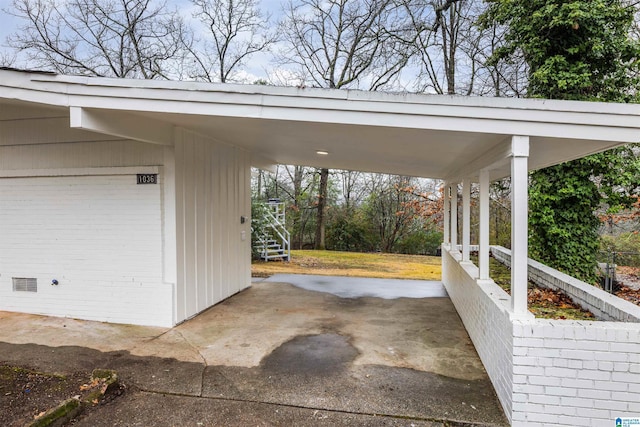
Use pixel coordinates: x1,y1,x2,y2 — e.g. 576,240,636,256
253,201,290,261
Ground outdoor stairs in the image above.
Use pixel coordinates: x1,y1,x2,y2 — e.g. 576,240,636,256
254,200,291,262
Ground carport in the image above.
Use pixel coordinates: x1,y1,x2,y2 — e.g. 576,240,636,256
0,276,508,425
2,68,640,425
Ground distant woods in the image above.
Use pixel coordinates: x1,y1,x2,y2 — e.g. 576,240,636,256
252,167,513,255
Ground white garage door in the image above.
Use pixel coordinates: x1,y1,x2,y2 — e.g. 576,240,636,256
0,172,173,326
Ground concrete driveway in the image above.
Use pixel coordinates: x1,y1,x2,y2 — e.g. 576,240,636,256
0,276,508,426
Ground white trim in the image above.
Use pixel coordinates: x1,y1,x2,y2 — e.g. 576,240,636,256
70,107,174,146
0,166,159,178
450,184,458,251
162,146,178,326
510,136,529,316
3,69,640,181
479,169,490,281
26,72,640,117
443,182,450,245
462,178,471,262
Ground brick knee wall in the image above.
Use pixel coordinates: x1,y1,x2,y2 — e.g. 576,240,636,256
443,245,640,426
490,246,640,323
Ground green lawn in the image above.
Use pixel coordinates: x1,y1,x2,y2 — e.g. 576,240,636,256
252,250,441,280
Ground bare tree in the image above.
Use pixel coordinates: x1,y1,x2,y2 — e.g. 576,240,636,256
277,0,460,248
314,167,329,249
0,51,17,67
7,0,187,78
277,0,421,90
363,174,421,252
187,0,275,83
405,0,469,94
472,21,528,97
338,170,367,212
406,0,526,96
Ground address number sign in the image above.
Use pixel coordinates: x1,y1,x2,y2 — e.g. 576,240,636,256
137,174,158,184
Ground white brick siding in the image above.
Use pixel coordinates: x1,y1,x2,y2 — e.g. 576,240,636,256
513,320,640,426
0,103,254,327
442,249,515,421
0,172,173,326
443,245,640,426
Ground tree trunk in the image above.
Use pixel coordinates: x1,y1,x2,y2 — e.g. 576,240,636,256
315,168,329,250
292,166,304,249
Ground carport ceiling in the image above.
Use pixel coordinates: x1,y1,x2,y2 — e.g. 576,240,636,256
2,69,640,180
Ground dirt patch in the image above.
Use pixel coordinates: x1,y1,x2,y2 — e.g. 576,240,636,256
0,365,87,426
0,365,124,427
615,266,640,305
527,287,596,320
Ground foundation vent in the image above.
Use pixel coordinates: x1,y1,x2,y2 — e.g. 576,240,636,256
12,277,37,292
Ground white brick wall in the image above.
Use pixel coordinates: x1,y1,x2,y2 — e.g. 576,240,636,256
0,108,253,327
513,320,640,426
491,246,640,322
0,172,173,326
442,248,515,422
443,245,640,426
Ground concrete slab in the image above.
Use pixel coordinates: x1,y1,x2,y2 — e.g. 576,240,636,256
264,274,448,299
0,279,507,426
76,391,449,426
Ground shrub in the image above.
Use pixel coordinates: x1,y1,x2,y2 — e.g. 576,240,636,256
395,229,443,255
326,214,375,252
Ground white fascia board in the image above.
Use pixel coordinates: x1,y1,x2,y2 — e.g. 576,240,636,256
31,72,640,121
28,72,640,116
69,106,174,146
62,94,640,144
3,70,640,144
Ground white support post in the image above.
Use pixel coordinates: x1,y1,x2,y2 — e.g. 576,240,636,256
511,135,530,316
462,178,471,262
443,182,450,246
479,169,490,280
450,183,458,252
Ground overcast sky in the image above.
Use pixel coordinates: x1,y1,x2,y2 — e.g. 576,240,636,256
0,0,284,80
0,1,19,47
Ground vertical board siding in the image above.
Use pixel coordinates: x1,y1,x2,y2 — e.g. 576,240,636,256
0,174,172,326
196,141,207,312
174,128,252,323
174,138,187,323
0,104,153,148
0,103,67,121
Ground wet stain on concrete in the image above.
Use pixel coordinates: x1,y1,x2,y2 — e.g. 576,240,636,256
261,333,359,376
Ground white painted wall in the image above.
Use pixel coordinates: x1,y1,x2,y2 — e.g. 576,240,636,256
443,245,640,426
1,103,253,327
0,104,173,326
442,247,515,423
512,320,640,426
173,128,251,324
0,171,173,326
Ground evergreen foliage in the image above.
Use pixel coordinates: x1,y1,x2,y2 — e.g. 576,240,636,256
484,0,640,283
